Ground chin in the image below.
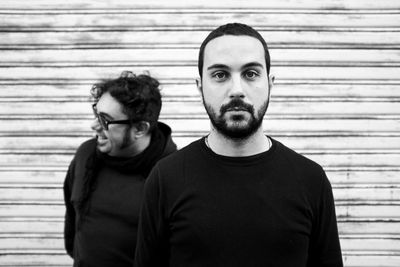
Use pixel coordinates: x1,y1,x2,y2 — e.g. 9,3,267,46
222,119,262,139
97,144,112,155
226,119,252,130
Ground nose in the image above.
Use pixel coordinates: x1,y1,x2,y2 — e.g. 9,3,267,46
228,75,245,98
90,118,101,132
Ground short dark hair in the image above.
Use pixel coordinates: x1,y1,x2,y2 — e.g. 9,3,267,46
91,71,162,132
198,23,270,78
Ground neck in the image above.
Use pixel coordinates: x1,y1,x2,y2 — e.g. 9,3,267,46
207,125,270,157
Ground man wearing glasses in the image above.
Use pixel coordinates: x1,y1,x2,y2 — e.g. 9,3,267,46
63,71,177,267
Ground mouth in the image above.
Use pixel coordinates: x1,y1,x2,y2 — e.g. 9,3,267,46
226,106,249,112
96,133,108,145
221,98,254,115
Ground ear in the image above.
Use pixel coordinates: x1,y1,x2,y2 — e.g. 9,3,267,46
268,74,275,91
195,78,202,94
132,121,151,138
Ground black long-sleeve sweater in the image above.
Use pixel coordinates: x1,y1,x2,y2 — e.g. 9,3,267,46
63,122,177,267
135,137,343,267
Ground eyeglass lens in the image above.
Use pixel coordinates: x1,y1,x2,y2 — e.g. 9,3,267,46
92,104,109,130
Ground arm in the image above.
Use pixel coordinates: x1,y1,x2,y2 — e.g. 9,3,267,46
308,171,343,267
134,166,169,267
63,160,76,258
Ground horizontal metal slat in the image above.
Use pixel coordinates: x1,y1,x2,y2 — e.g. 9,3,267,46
1,0,400,10
1,31,399,48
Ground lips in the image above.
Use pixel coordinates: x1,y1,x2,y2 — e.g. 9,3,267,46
222,99,254,114
226,106,248,112
96,134,108,145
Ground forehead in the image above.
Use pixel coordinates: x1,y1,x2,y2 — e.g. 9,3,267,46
96,92,125,116
203,35,266,69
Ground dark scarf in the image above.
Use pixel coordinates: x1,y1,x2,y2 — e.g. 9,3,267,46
76,126,167,214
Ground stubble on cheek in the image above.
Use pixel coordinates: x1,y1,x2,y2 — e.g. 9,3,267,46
120,126,133,149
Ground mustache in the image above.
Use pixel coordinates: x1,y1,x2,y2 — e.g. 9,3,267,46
220,98,254,114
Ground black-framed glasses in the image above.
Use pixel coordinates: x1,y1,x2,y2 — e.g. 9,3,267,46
92,103,131,130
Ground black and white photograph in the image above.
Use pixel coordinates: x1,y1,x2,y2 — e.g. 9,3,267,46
0,0,399,266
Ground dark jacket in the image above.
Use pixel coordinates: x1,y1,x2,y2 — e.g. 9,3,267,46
63,122,176,267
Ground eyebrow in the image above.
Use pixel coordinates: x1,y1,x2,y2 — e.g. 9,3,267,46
98,111,114,120
207,64,230,71
241,62,265,70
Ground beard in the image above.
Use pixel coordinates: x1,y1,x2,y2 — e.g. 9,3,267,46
203,97,269,140
120,125,134,149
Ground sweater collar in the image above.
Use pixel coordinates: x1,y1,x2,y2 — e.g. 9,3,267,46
95,123,169,176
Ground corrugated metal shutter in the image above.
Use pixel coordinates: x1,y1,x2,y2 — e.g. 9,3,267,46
0,0,399,266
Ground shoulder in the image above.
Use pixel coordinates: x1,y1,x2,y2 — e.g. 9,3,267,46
68,138,97,169
156,138,202,170
145,139,202,190
272,138,324,174
272,138,334,203
156,122,178,156
143,139,204,211
272,138,328,189
65,139,96,186
74,138,97,157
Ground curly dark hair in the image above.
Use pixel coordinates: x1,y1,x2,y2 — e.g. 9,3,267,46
90,71,162,132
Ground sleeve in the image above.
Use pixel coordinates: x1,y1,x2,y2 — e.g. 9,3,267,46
308,170,343,267
63,160,76,258
134,165,169,267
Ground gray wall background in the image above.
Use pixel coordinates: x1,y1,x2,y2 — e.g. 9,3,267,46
0,0,399,266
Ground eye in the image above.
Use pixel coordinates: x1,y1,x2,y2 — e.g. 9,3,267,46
99,114,110,124
244,70,259,80
212,71,229,81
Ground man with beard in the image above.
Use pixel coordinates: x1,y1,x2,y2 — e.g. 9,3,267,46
134,23,343,267
63,71,177,267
